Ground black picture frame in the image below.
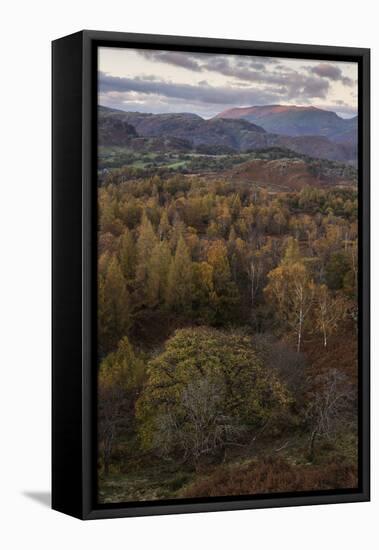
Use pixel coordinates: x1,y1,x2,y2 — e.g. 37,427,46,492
52,30,370,520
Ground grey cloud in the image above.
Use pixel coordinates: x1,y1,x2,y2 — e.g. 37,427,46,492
99,71,285,106
314,101,357,118
138,50,276,76
310,63,353,86
99,78,354,119
98,65,331,120
139,50,203,71
204,56,266,73
312,63,341,79
136,51,330,99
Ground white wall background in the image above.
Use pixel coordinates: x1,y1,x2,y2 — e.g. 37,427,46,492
1,0,376,547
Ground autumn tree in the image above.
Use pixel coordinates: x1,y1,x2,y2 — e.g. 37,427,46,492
98,255,131,354
313,224,344,266
136,212,158,284
191,261,214,322
216,203,232,237
118,228,136,281
134,212,158,308
99,192,123,235
158,210,171,241
206,240,239,323
136,327,290,465
98,337,145,475
166,235,193,313
306,369,355,461
325,251,350,291
264,238,315,352
119,197,142,229
345,240,358,299
146,241,172,307
314,285,348,347
244,238,275,309
169,217,186,252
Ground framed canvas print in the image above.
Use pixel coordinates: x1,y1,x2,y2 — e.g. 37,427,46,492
52,30,370,519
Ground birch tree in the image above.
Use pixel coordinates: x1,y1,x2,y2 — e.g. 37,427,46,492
314,285,348,348
265,239,315,352
306,369,354,461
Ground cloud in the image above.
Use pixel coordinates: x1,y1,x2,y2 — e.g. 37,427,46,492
98,50,357,117
139,50,282,73
310,63,353,86
139,50,265,73
203,55,267,74
134,50,331,101
99,62,329,113
98,91,218,117
138,50,328,93
139,50,203,71
314,101,357,118
99,71,286,108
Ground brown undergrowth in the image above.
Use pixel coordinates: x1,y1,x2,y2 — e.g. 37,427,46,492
180,456,357,498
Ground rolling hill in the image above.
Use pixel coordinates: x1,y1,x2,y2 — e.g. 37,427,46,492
99,105,357,163
228,157,356,191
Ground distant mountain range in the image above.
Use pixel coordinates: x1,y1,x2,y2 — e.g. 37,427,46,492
99,105,357,164
214,105,357,144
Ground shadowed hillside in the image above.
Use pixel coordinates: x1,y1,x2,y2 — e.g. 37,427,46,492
99,106,357,164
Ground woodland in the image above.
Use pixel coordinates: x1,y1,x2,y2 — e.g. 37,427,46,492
97,143,358,503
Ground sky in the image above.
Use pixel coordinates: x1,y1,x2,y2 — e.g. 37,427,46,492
98,47,358,119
